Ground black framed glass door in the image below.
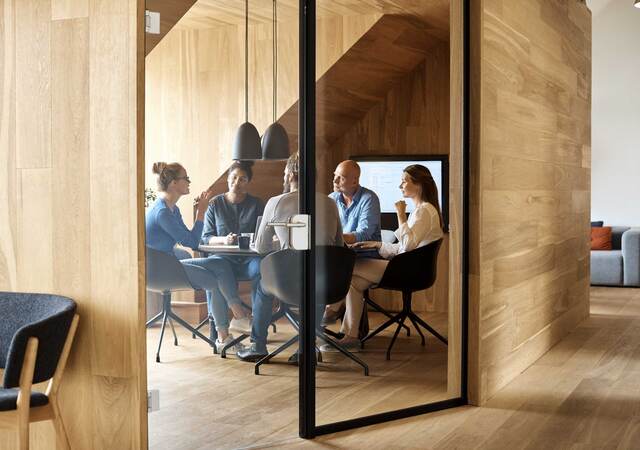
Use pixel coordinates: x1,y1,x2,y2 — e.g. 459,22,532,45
297,0,469,437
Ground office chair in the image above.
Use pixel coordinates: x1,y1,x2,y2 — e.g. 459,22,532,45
255,246,369,376
0,292,79,450
361,239,446,360
145,247,218,362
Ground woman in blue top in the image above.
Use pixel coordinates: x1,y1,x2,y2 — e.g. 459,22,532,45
145,162,251,352
146,162,211,253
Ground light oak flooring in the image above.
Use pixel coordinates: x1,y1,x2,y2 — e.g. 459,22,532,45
274,287,640,449
147,287,640,449
146,311,450,450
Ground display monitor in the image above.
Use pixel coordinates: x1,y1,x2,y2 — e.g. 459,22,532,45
351,155,449,231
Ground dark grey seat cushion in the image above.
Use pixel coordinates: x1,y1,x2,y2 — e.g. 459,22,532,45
0,389,49,411
591,250,623,285
0,292,76,388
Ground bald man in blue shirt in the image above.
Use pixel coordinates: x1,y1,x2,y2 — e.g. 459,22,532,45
329,160,382,244
325,160,382,325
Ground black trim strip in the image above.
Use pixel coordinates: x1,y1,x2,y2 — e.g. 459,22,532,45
299,0,317,440
461,0,470,403
314,398,467,436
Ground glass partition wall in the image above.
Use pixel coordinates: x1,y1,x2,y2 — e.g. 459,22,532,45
302,0,467,436
145,0,466,446
145,1,303,448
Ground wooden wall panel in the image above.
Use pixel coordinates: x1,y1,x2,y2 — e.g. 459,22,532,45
51,0,88,20
15,0,51,169
447,0,463,399
0,0,18,291
0,0,146,448
469,0,591,404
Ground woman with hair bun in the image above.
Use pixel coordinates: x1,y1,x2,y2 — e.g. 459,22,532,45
146,162,212,253
145,162,251,353
320,164,444,353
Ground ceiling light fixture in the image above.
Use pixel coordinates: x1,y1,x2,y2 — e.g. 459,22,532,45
232,0,262,161
261,0,290,160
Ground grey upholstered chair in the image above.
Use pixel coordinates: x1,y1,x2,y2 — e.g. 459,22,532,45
0,292,79,450
145,247,217,362
256,246,369,376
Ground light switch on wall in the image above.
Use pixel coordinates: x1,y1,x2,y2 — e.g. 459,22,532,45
145,11,160,35
147,389,160,412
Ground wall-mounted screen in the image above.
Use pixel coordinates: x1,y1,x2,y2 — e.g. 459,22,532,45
352,155,449,231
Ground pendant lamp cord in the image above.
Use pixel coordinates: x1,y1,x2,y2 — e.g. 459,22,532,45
245,0,249,122
273,0,277,122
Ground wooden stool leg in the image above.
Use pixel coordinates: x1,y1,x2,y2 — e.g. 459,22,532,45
17,416,29,450
17,337,39,450
53,400,71,450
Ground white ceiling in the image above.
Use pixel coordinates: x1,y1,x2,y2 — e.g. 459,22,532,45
587,0,616,16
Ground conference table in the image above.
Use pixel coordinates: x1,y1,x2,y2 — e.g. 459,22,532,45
198,244,259,256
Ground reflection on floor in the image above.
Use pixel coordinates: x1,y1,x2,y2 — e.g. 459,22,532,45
146,311,448,450
277,287,640,449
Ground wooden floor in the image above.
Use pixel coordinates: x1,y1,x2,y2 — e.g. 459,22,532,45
276,287,640,449
146,311,450,450
149,288,640,449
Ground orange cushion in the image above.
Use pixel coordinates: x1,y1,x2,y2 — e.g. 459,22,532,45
591,227,612,250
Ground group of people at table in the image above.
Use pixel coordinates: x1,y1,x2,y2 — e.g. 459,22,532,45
145,152,444,362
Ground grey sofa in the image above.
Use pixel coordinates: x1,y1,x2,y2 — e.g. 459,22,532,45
591,227,640,286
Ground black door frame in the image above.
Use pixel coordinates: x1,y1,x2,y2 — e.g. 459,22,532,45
298,0,470,438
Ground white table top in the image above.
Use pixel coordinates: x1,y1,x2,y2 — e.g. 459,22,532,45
198,244,258,256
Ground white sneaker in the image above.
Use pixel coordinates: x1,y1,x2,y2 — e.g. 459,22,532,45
229,317,252,334
320,338,361,353
215,334,245,354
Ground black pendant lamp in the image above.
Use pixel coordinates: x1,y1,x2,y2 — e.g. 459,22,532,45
261,0,290,160
635,0,640,8
233,0,262,161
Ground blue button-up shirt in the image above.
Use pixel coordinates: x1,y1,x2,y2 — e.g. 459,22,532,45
329,186,381,242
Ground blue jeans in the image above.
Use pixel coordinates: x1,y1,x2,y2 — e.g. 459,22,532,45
178,260,234,331
183,256,270,333
251,281,274,352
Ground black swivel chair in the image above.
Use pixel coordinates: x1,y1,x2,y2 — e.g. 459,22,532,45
361,239,447,360
255,246,369,376
145,247,218,362
0,292,79,450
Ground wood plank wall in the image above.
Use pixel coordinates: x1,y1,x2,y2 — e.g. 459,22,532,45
145,13,381,227
469,0,591,404
0,0,146,448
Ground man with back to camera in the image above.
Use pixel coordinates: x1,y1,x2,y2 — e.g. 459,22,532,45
236,151,344,362
322,159,382,325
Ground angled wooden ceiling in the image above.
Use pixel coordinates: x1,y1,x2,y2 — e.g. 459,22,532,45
279,13,443,150
145,0,198,55
146,0,449,56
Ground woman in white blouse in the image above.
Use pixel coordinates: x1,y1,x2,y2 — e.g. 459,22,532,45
323,164,444,351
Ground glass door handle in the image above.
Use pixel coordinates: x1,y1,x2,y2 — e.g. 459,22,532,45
267,215,310,250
